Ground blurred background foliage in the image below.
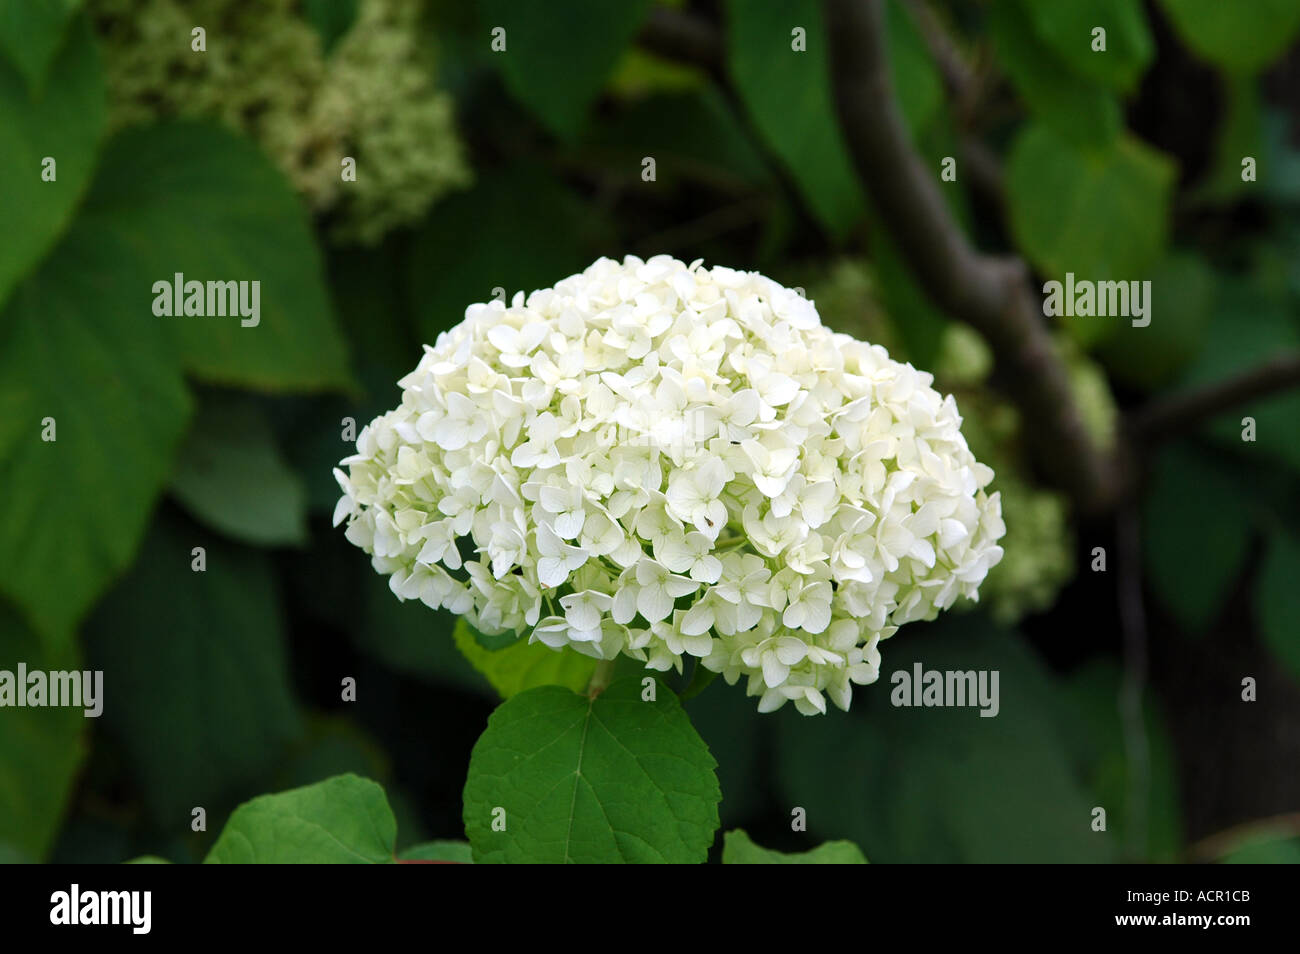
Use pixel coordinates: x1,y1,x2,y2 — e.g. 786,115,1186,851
1,0,1299,863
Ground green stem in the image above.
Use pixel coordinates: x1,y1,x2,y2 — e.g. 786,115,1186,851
587,658,617,697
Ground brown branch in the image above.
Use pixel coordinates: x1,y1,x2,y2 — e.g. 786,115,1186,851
1127,352,1300,444
824,0,1125,513
637,7,725,79
902,1,1004,206
904,0,979,119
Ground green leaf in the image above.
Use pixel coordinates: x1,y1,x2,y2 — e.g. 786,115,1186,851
1220,833,1300,864
0,602,86,860
726,0,865,237
86,518,303,823
463,679,720,863
1143,446,1252,634
124,856,172,864
1156,0,1300,73
0,13,104,314
464,619,525,652
0,118,354,642
772,617,1115,863
1256,531,1300,681
1096,252,1215,387
722,829,867,863
482,0,654,139
205,774,396,864
408,166,602,345
452,618,597,699
606,47,707,100
84,122,352,393
1021,0,1153,93
0,209,191,646
1192,74,1263,204
0,0,82,92
987,0,1121,147
399,840,473,863
170,393,307,547
1006,123,1175,283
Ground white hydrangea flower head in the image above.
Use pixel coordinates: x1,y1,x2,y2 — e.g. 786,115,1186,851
336,255,1005,715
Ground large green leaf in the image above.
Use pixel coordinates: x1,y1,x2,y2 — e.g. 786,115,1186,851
0,0,82,92
1142,446,1252,634
0,13,104,314
1256,531,1300,681
722,829,867,863
726,0,865,237
772,618,1115,862
482,0,654,139
205,774,396,864
0,211,191,646
1157,0,1300,73
452,619,596,699
170,393,307,547
987,0,1121,147
0,602,86,860
1006,123,1175,283
86,518,303,823
0,118,352,645
463,679,720,863
1021,0,1153,93
81,122,352,393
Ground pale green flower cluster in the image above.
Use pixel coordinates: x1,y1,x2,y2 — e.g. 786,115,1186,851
90,0,469,244
336,256,1005,715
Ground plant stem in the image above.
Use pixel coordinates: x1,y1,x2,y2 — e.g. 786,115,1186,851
587,658,617,698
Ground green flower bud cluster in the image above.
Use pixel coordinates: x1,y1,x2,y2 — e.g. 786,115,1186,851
90,0,470,244
805,260,1112,623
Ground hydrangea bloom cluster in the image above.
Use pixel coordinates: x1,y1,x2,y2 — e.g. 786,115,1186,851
336,256,1005,714
91,0,469,244
810,259,1091,623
